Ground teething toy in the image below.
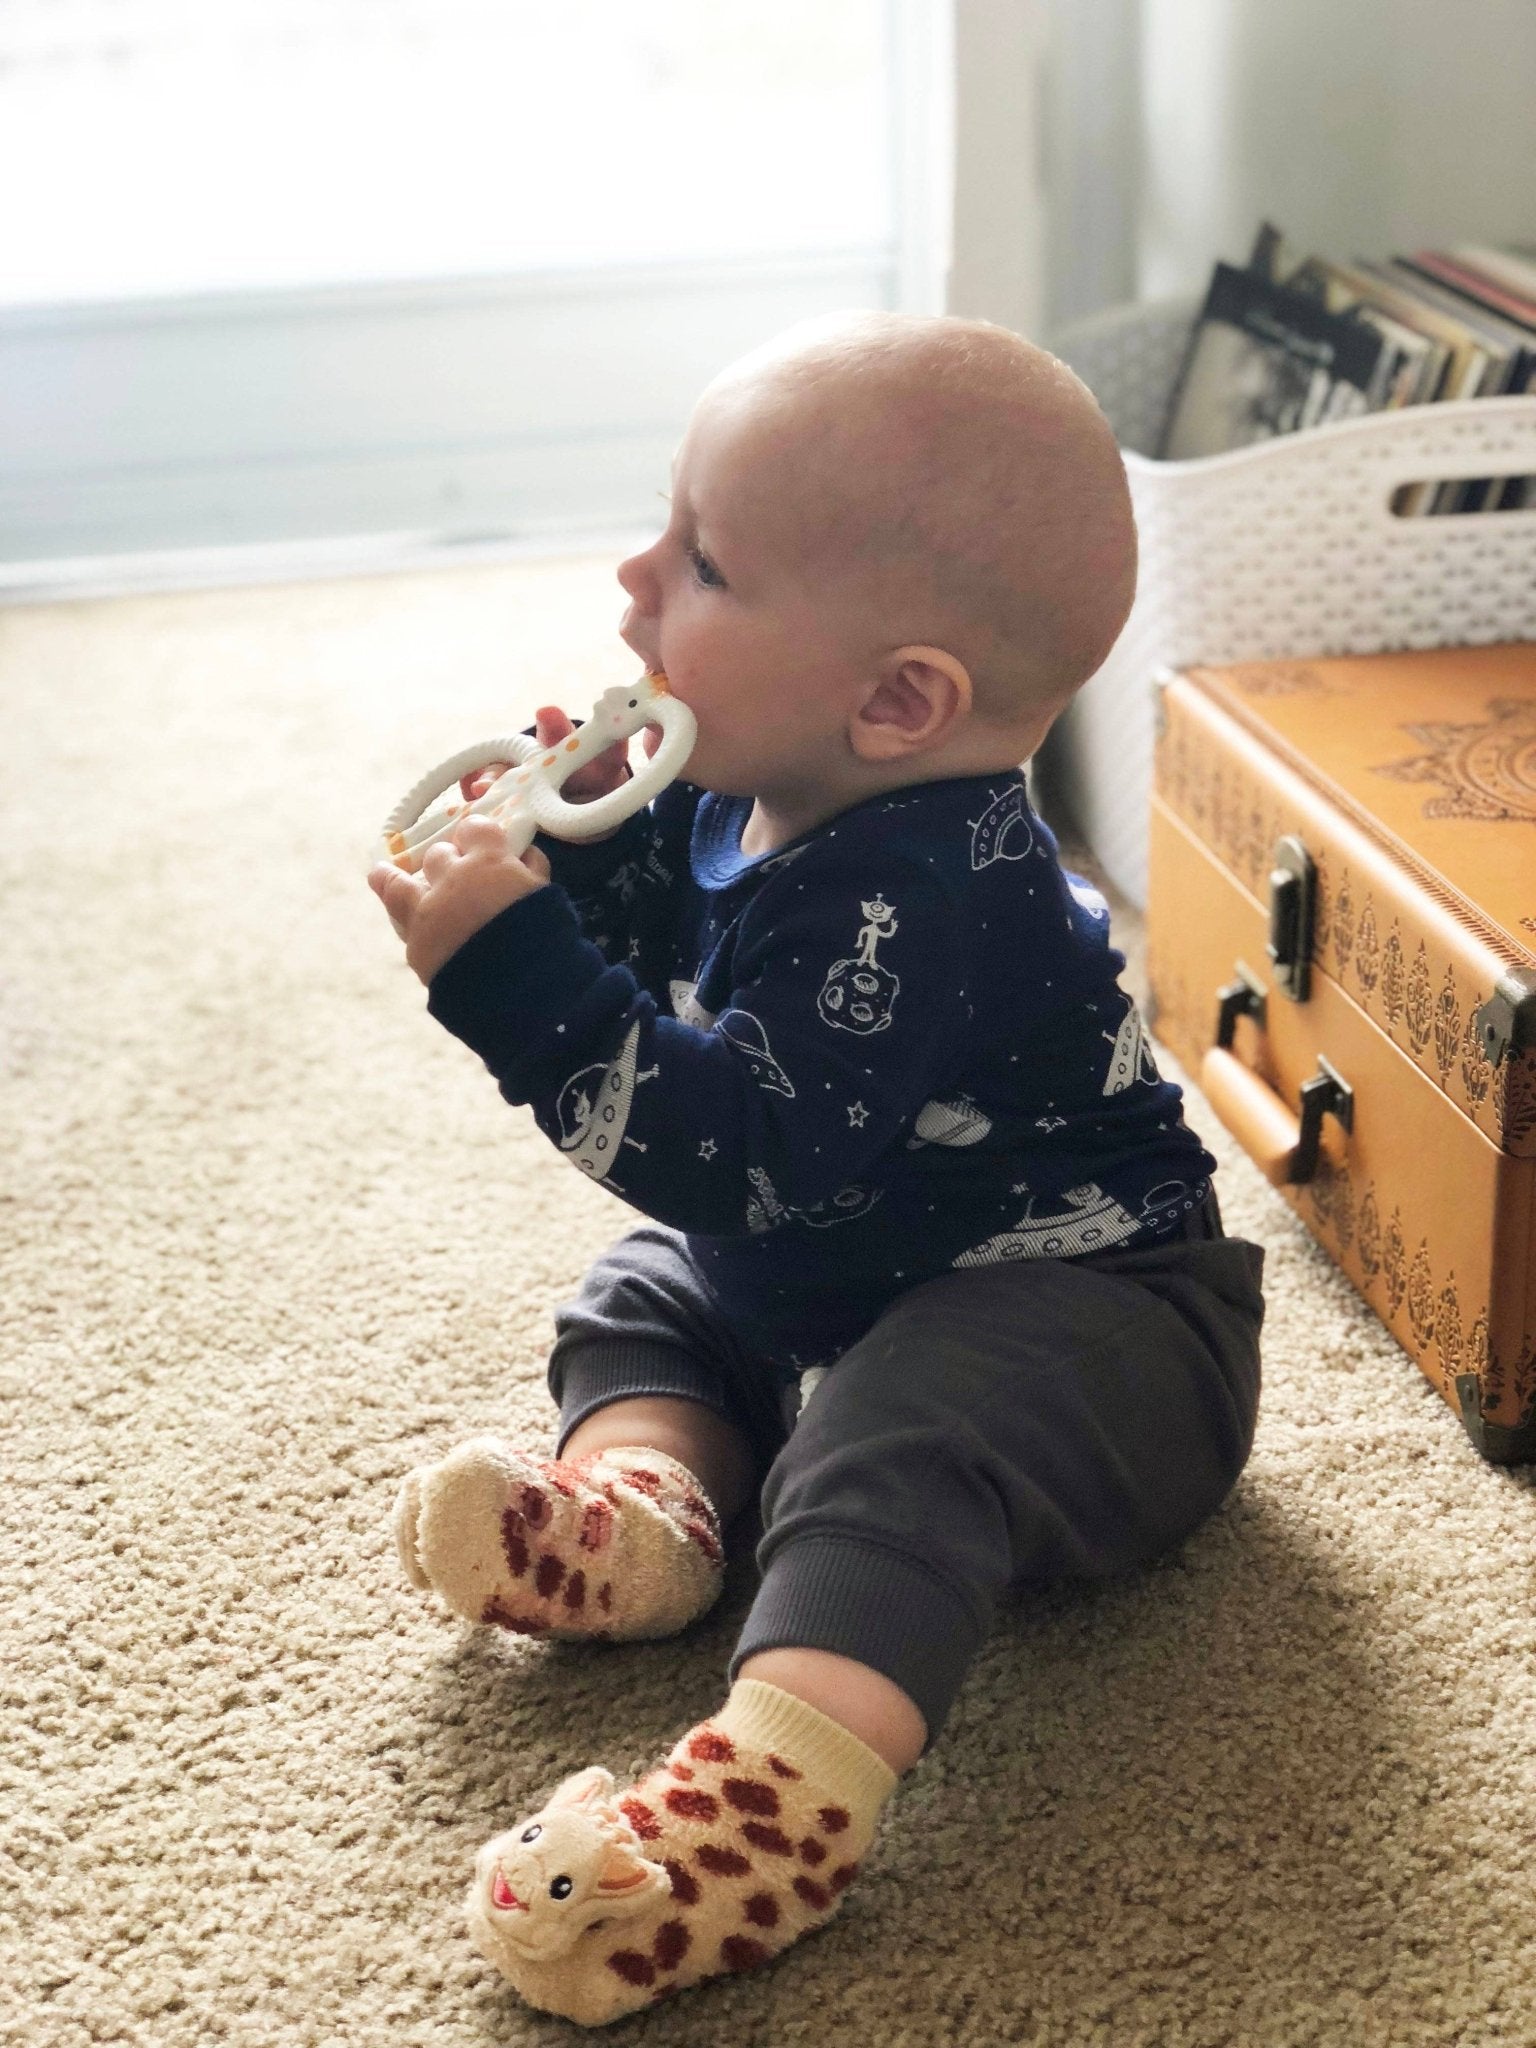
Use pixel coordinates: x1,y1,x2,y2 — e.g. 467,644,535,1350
375,672,695,874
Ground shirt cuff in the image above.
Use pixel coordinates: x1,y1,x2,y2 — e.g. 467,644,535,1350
425,883,617,1073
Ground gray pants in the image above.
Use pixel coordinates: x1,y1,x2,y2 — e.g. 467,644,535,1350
548,1195,1265,1751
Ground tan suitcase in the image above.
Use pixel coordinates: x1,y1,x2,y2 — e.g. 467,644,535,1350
1145,641,1536,1464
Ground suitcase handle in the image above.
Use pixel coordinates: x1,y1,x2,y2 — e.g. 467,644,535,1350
1201,976,1355,1185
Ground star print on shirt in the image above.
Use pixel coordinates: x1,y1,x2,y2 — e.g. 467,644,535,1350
698,1137,718,1159
847,1101,869,1127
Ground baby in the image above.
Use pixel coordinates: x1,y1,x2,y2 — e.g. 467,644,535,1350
368,310,1267,2026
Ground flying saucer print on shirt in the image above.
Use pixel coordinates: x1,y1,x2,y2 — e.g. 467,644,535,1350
553,1021,660,1181
817,896,900,1034
669,978,718,1030
1101,994,1160,1095
952,1177,1199,1266
968,783,1034,869
715,1010,796,1096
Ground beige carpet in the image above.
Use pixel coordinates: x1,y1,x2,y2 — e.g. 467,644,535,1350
5,557,1535,2048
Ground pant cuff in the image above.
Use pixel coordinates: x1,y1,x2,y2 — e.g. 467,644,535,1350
550,1339,736,1457
729,1533,989,1754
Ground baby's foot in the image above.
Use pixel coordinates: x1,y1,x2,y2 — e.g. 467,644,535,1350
465,1678,898,2026
393,1436,724,1641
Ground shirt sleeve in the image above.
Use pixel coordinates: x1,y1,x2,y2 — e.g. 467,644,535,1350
425,840,970,1234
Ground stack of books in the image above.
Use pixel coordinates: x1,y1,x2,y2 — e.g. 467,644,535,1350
1159,222,1536,513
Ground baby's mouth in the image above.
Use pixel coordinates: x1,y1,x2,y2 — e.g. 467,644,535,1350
490,1867,528,1913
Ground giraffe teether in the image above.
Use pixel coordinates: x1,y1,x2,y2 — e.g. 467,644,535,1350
374,672,695,874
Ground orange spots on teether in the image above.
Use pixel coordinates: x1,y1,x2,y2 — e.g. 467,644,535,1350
565,736,580,750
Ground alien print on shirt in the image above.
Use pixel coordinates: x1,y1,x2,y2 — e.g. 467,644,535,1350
817,896,900,1034
746,1164,884,1235
967,783,1035,869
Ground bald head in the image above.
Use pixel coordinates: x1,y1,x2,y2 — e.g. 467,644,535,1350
698,311,1137,730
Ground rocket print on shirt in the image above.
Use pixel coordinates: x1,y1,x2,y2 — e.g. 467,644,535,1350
967,784,1035,869
817,896,900,1034
553,1021,660,1181
1101,994,1160,1095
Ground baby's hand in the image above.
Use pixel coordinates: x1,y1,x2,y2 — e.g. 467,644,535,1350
368,815,550,985
459,707,635,832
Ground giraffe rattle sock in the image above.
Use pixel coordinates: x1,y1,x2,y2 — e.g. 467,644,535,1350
394,1436,724,1640
465,1677,899,2026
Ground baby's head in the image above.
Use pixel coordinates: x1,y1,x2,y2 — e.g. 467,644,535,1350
618,310,1135,823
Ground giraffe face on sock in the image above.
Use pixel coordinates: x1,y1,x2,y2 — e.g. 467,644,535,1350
469,1767,671,1968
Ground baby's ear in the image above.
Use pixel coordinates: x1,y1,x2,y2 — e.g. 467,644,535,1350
545,1766,616,1813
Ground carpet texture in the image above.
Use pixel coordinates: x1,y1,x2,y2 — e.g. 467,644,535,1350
5,557,1534,2048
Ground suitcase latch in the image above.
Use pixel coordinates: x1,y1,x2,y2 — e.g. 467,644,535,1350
1268,835,1316,1004
1472,967,1536,1066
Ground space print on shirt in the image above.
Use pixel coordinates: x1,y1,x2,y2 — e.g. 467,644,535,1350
967,783,1035,869
669,978,718,1030
758,844,811,875
817,896,900,1034
1067,875,1110,921
905,1093,994,1149
951,1175,1204,1266
746,1165,883,1235
715,1010,796,1096
1101,994,1161,1095
553,1021,661,1181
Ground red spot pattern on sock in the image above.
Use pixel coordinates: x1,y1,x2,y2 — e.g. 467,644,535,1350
683,1519,723,1564
669,1762,695,1781
606,1950,655,1987
687,1729,735,1764
722,1777,780,1818
793,1875,831,1912
652,1920,690,1970
680,1489,713,1520
664,1787,720,1823
740,1822,794,1857
720,1935,771,1974
618,1796,661,1841
500,1512,529,1577
695,1843,751,1878
818,1805,852,1834
829,1863,859,1893
767,1753,802,1780
579,1498,614,1552
546,1464,580,1500
663,1858,699,1906
742,1891,780,1928
799,1836,827,1866
520,1485,551,1529
480,1595,541,1633
562,1570,586,1611
622,1467,662,1497
535,1553,565,1598
597,1582,613,1612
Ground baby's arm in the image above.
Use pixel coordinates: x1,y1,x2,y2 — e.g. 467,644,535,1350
425,842,969,1231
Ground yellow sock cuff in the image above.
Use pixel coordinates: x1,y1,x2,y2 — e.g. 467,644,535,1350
714,1678,899,1815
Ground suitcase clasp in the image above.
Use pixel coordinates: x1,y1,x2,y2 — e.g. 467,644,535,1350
1268,835,1316,1003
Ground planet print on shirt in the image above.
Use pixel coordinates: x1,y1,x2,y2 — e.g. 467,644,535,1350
905,1094,994,1149
967,784,1034,869
817,896,900,1034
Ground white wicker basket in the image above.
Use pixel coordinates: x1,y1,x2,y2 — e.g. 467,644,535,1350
1043,295,1536,907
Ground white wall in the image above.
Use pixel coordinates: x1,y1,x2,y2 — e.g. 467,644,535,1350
1137,0,1536,301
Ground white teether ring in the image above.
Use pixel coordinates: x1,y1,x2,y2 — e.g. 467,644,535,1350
375,672,695,874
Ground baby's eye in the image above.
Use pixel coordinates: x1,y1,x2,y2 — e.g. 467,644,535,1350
520,1824,542,1844
550,1875,573,1900
687,546,725,591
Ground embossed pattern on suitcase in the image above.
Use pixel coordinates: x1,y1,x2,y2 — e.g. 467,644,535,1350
1146,641,1536,1463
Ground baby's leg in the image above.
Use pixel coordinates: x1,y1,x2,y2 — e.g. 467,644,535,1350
395,1226,786,1642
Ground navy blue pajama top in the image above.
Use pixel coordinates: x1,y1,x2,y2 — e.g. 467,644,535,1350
425,769,1217,1368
